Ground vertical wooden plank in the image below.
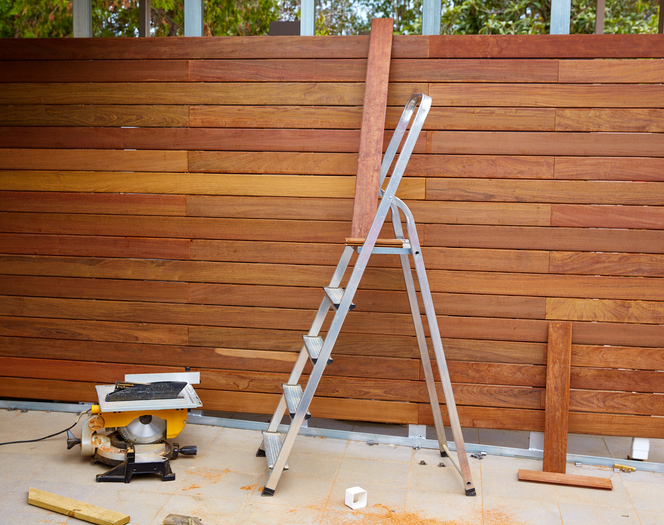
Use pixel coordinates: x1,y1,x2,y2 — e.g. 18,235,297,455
543,321,573,474
350,18,394,239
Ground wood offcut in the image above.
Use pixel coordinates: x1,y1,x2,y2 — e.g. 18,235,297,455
28,487,130,525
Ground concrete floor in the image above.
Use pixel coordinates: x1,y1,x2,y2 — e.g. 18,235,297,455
1,408,663,525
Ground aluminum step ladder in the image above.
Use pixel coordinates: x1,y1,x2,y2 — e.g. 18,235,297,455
257,93,476,497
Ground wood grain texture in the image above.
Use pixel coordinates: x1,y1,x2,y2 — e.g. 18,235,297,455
186,196,353,220
573,345,664,371
547,298,664,325
351,17,393,239
0,82,425,106
518,470,612,490
0,59,189,82
550,252,664,277
559,59,664,84
408,154,554,179
543,322,572,474
555,109,664,132
427,178,664,205
430,131,664,157
430,83,664,108
389,59,559,82
0,191,186,215
0,148,188,172
554,157,664,181
0,104,189,127
28,487,130,525
188,151,358,174
427,34,664,59
551,204,664,229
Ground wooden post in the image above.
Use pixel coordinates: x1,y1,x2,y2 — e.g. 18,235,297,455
518,321,613,490
349,18,394,239
543,321,573,474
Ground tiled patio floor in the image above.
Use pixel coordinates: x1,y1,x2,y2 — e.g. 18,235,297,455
1,408,663,525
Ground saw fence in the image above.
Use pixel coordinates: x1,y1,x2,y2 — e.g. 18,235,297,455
0,35,663,439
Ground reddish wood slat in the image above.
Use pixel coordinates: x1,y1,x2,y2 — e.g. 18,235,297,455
550,252,664,278
555,109,664,132
0,104,189,127
428,34,664,59
0,60,189,82
186,196,353,220
408,155,554,179
571,368,663,394
428,270,664,301
551,204,664,229
0,129,363,153
188,151,358,174
570,390,664,417
351,18,393,239
430,131,664,157
554,157,664,181
410,201,551,226
424,224,664,254
519,470,612,490
0,191,186,215
559,59,664,84
0,149,188,172
0,233,191,259
427,179,664,205
389,59,559,82
573,344,664,371
0,82,425,106
189,59,368,82
430,83,664,108
548,298,664,325
543,322,572,474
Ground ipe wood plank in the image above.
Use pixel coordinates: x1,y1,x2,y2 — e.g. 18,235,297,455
570,390,664,417
442,339,547,365
186,196,353,220
0,60,189,83
407,154,554,179
554,157,664,181
0,233,191,259
427,270,664,301
547,297,664,325
568,411,664,438
0,149,188,172
389,59,559,82
0,104,189,127
0,275,189,304
418,405,544,431
571,367,664,394
427,178,664,205
551,204,664,229
427,34,664,59
430,131,664,157
0,191,186,215
424,224,664,254
573,321,664,348
189,59,368,82
550,252,664,277
0,316,188,344
555,109,664,133
430,83,664,108
559,59,664,84
573,345,664,371
409,201,551,226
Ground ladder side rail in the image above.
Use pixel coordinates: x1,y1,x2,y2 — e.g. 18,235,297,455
400,198,476,495
379,94,422,187
390,202,449,454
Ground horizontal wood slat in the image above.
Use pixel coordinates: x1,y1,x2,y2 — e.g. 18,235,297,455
550,204,664,229
559,60,664,84
430,83,664,108
555,109,664,132
553,157,664,181
0,104,190,127
547,298,664,324
427,179,664,205
0,82,426,106
550,252,664,277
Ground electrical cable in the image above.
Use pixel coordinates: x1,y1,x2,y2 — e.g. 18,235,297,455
0,408,90,447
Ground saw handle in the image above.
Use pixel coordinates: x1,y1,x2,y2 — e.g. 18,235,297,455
172,443,197,458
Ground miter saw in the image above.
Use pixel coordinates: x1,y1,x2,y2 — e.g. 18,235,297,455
67,372,203,483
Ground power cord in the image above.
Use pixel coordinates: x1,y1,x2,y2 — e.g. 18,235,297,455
0,409,90,447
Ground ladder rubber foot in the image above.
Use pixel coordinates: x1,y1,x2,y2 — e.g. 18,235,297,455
256,448,266,458
261,487,275,497
465,487,477,497
440,450,447,457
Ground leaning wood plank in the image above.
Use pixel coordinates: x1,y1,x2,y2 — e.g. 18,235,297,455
518,470,613,490
350,18,394,239
28,487,130,525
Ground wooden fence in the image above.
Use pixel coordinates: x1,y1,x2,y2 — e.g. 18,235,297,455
0,34,662,438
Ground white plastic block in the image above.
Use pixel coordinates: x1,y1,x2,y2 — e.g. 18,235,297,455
408,424,427,439
345,486,367,510
631,437,650,461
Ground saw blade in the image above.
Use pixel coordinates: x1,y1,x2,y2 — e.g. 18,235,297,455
118,414,167,444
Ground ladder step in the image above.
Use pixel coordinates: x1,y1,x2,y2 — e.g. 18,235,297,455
303,335,333,365
282,384,311,420
262,431,289,470
324,287,355,310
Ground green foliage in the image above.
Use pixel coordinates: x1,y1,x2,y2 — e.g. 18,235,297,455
0,0,659,37
0,0,72,38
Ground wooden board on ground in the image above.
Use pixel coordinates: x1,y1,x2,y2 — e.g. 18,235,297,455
517,470,613,490
28,487,130,525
